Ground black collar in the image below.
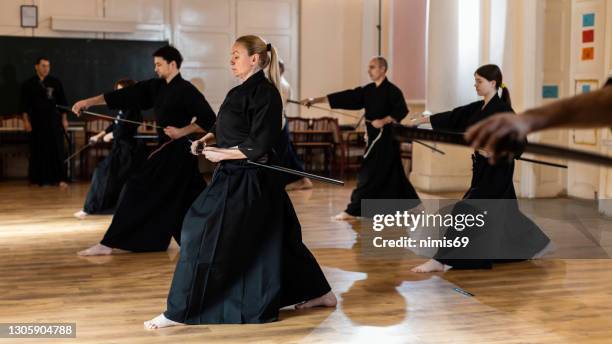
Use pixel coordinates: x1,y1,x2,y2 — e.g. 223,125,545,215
166,73,183,85
374,77,389,88
240,70,266,90
482,93,501,109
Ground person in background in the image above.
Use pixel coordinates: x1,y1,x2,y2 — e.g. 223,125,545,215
20,56,69,187
74,78,147,219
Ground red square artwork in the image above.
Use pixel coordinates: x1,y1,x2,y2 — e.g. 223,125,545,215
582,29,594,43
582,47,594,61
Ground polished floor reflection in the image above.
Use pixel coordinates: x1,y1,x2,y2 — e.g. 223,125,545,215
1,180,611,343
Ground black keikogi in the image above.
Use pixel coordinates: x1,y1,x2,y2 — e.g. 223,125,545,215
428,94,550,269
98,74,216,252
82,108,147,214
164,70,331,324
20,75,68,185
327,77,421,216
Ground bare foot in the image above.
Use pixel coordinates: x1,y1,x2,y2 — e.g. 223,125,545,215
411,259,452,273
59,182,69,188
77,243,113,256
286,178,314,191
78,255,113,265
73,210,88,220
144,313,184,330
331,211,357,221
295,291,337,310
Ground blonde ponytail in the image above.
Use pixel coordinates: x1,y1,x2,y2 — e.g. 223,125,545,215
267,45,281,94
235,35,281,93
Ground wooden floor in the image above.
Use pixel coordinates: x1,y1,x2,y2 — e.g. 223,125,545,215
1,180,612,343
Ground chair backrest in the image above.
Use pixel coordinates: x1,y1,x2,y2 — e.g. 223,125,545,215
138,120,158,134
85,118,112,136
311,117,341,144
286,117,310,132
0,115,24,129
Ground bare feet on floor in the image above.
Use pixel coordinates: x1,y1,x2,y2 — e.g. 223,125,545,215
285,178,314,191
295,291,337,310
411,259,452,273
59,182,69,188
77,243,113,256
73,210,88,220
144,313,184,330
331,211,357,221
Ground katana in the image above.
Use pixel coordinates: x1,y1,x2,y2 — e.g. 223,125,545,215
192,141,345,186
289,99,444,154
57,105,162,130
393,124,612,168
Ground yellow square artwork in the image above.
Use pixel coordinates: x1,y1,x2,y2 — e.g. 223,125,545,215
581,47,595,61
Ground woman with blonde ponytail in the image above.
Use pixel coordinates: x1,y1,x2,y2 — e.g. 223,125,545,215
144,35,335,329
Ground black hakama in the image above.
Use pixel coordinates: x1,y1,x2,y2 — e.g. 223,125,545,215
19,75,68,185
82,109,147,214
327,78,420,216
274,118,306,185
96,74,216,252
164,70,331,324
430,95,551,269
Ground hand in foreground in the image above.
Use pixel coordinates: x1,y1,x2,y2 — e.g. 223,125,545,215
465,113,530,163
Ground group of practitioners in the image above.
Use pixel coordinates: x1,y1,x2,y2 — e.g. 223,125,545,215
21,30,611,329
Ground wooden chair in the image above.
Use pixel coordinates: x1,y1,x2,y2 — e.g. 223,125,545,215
286,117,310,132
137,120,159,149
0,115,28,180
83,118,113,178
342,130,366,173
311,117,344,177
287,117,341,176
0,115,25,130
286,117,310,166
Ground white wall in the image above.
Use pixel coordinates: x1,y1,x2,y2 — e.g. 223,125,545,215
298,0,400,122
298,0,364,121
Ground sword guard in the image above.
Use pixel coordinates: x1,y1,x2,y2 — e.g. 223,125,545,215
195,141,205,155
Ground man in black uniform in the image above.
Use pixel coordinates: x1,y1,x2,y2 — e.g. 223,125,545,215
72,45,216,256
20,57,69,187
301,56,420,221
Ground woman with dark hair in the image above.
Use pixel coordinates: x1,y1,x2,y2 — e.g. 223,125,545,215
466,74,612,160
74,79,147,219
144,35,335,330
409,64,551,273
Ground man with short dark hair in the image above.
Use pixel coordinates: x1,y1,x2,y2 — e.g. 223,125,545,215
71,45,216,256
20,56,69,186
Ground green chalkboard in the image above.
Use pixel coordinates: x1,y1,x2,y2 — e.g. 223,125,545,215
0,35,168,118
